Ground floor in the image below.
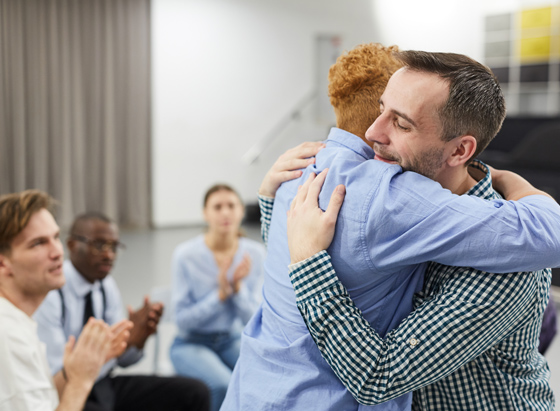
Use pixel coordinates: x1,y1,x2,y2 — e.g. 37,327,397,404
108,225,560,400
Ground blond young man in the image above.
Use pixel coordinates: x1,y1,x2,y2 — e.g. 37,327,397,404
0,190,126,411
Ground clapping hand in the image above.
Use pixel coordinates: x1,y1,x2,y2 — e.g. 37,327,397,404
127,296,165,349
218,254,253,300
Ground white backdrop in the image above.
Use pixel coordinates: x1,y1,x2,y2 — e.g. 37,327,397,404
151,0,376,226
151,0,553,227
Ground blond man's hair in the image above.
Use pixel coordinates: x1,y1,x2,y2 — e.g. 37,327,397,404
0,190,55,254
329,43,402,137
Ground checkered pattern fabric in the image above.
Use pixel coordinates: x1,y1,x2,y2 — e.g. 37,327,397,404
260,161,554,410
258,195,274,245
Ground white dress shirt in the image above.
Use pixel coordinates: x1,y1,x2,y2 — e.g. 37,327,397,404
0,297,58,411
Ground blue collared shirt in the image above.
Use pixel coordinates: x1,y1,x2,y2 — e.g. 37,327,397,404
172,235,266,337
288,161,554,410
34,260,142,379
222,128,560,410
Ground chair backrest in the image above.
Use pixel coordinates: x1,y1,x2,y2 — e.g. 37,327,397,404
151,285,174,323
150,285,177,375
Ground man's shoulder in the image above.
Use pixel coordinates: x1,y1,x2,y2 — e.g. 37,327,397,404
0,321,32,349
276,154,397,203
426,263,548,304
315,153,442,204
430,262,549,280
35,288,64,319
0,314,58,410
101,274,121,299
0,313,20,341
0,306,35,349
0,299,30,330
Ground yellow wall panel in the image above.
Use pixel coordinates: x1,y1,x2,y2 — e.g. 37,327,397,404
521,7,552,29
519,36,551,62
551,35,560,58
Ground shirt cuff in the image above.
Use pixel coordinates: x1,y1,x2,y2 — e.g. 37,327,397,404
258,195,274,212
288,250,339,302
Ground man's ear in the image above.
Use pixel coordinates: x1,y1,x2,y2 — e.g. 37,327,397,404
446,135,477,167
0,253,12,277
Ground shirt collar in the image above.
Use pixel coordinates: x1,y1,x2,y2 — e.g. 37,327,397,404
466,159,502,200
63,260,103,298
326,127,375,160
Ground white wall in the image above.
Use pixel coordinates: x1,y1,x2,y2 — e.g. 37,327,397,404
151,0,376,226
152,0,556,227
371,0,556,61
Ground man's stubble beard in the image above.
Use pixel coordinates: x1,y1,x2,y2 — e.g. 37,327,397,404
374,144,446,181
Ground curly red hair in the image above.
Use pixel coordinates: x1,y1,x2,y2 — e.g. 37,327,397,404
329,43,402,138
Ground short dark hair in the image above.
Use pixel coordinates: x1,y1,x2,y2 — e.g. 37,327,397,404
203,184,245,237
0,190,55,254
69,212,112,236
203,184,242,208
395,50,506,160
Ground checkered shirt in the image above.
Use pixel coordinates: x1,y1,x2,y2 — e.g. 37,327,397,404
259,194,274,245
258,160,554,410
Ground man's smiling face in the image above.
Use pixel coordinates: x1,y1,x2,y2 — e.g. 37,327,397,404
365,68,455,182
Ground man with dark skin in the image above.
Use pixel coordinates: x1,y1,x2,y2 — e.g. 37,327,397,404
68,215,159,350
35,212,210,411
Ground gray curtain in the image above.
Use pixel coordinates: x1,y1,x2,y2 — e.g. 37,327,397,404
0,0,151,228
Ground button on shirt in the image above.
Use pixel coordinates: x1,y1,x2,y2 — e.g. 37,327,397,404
34,260,142,379
222,128,560,411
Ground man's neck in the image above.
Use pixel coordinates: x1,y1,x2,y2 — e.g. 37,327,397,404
437,166,479,195
0,286,45,317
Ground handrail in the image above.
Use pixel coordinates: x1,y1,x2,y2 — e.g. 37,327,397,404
242,89,318,165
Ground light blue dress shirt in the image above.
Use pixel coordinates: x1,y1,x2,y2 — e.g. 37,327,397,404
222,128,560,411
287,161,555,409
172,235,266,337
34,260,142,379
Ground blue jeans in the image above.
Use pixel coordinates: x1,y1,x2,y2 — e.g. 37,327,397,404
170,331,240,411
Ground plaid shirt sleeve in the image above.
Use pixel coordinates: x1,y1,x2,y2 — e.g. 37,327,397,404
258,195,274,246
289,251,540,405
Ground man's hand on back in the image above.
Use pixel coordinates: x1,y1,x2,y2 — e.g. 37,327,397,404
287,169,346,264
259,142,325,198
490,166,555,201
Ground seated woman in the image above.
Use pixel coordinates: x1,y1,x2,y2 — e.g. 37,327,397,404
170,184,265,411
